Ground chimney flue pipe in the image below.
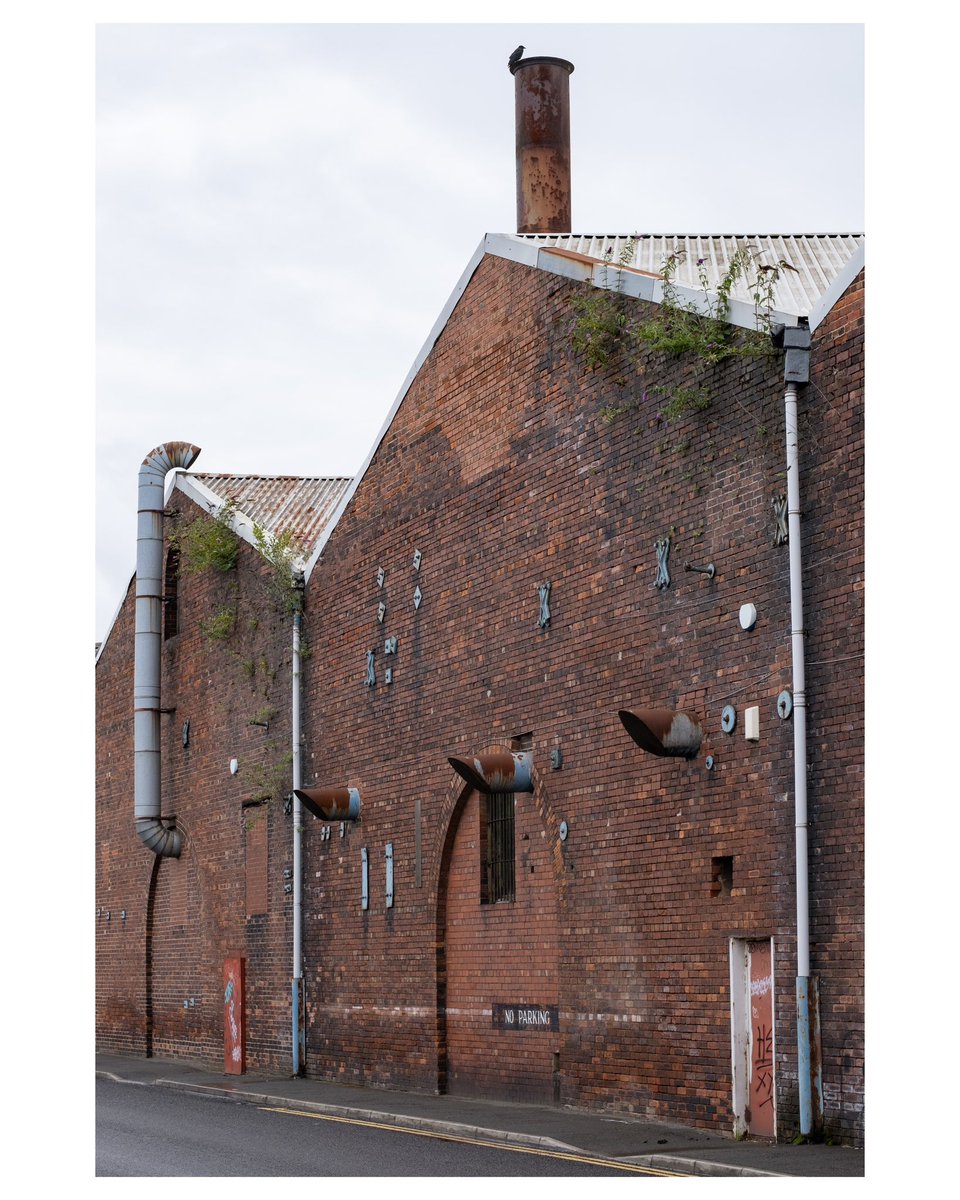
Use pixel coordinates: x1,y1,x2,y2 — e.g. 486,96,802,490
510,55,574,234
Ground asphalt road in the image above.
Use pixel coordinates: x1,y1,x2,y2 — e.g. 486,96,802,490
96,1079,666,1177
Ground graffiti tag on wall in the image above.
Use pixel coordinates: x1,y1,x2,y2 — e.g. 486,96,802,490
223,957,245,1075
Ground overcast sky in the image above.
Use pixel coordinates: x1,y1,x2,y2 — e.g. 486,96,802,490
95,21,864,643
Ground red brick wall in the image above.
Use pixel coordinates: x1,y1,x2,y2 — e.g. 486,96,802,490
440,774,561,1103
96,252,864,1144
96,499,299,1073
790,272,865,1142
298,252,864,1142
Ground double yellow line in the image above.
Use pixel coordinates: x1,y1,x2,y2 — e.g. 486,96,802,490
260,1105,689,1176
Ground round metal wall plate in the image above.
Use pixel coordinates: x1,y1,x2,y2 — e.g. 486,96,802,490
777,690,794,719
721,705,736,734
559,820,568,842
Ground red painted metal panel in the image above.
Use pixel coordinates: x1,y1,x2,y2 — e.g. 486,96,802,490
223,957,245,1075
748,940,775,1137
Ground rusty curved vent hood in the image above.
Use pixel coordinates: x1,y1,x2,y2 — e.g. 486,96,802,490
293,786,361,822
448,751,534,794
619,709,703,760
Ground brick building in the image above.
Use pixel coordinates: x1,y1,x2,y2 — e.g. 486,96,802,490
96,56,864,1145
95,471,351,1065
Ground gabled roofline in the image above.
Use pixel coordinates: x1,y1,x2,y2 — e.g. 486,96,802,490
807,242,865,331
483,233,840,333
305,231,865,576
95,572,135,666
303,236,491,579
96,470,319,666
174,473,310,573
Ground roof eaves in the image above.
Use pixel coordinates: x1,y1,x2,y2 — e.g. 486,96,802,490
487,232,864,329
807,241,865,332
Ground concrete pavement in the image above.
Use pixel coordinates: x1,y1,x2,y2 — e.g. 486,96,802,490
96,1052,864,1177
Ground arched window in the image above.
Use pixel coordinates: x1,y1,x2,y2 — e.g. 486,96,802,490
163,546,180,640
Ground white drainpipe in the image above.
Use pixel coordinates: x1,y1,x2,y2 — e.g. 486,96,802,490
784,380,813,1130
134,441,201,856
291,603,305,1074
779,319,821,1136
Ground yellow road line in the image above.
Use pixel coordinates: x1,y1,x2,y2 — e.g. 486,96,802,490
258,1105,689,1176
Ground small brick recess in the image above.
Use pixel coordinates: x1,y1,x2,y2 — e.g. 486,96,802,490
96,255,864,1145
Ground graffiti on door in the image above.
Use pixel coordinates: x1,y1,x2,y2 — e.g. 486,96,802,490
748,941,775,1136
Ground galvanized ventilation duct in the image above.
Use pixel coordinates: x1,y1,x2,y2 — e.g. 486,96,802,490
134,441,201,856
619,709,703,759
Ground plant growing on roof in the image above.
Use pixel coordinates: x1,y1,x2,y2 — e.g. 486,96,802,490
633,243,785,362
568,239,638,373
570,240,795,421
172,499,240,574
253,523,305,615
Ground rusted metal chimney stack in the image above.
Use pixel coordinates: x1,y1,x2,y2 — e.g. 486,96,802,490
510,54,574,234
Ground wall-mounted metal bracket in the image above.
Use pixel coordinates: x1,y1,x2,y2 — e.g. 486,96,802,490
376,566,385,587
413,585,422,610
384,636,398,655
772,494,789,546
364,649,376,687
684,561,716,579
377,602,386,623
654,537,671,589
413,549,422,571
538,582,552,628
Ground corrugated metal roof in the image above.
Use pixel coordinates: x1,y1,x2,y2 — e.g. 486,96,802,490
508,232,864,321
184,473,353,561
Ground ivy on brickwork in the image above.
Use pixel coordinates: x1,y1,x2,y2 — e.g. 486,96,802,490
166,502,300,814
244,748,294,805
570,239,795,422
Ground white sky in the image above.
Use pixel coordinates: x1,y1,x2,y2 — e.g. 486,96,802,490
94,20,865,645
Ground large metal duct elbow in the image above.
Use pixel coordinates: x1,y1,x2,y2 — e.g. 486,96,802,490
134,441,201,856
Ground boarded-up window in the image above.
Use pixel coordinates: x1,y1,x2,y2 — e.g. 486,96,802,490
163,547,180,640
245,805,268,917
